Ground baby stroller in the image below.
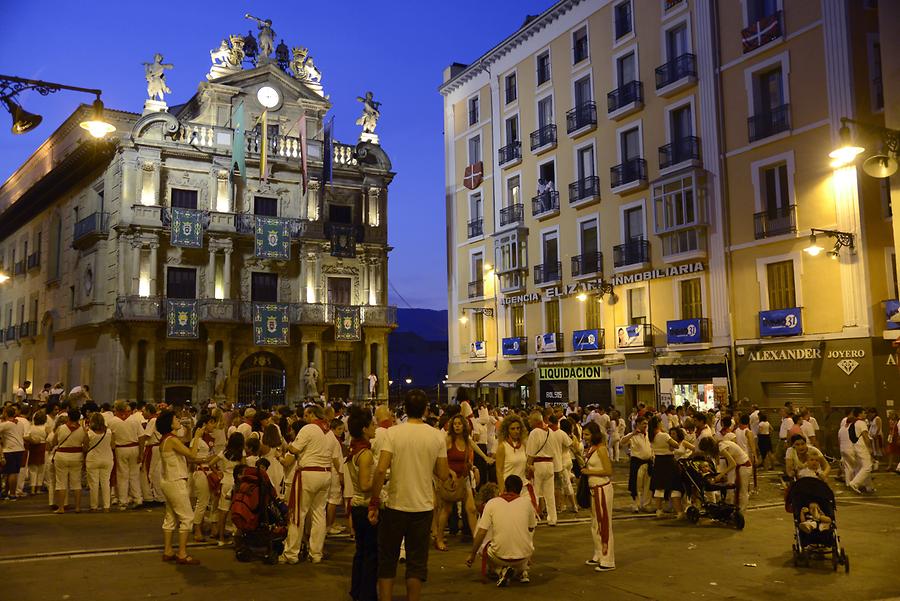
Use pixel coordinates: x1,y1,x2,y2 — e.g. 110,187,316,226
230,464,288,564
679,456,745,530
786,477,849,572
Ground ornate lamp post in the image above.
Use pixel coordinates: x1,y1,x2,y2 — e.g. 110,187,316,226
0,74,115,137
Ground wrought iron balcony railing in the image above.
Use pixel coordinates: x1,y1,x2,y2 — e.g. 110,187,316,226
468,279,484,299
754,205,796,239
571,252,603,277
610,158,647,188
748,103,790,142
569,175,600,204
655,53,697,90
607,81,643,114
659,136,700,169
531,191,560,217
530,124,557,151
73,212,110,248
566,101,597,134
498,141,521,165
613,239,650,268
467,218,483,239
498,204,524,227
534,262,562,285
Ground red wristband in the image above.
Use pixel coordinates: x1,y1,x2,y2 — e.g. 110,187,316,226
368,497,380,510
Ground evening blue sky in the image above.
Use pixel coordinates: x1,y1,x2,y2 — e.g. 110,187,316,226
0,0,554,310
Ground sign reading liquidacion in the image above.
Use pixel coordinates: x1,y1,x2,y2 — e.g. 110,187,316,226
538,365,604,380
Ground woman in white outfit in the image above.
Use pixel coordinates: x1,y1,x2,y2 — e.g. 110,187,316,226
190,415,218,541
582,421,615,572
51,408,86,514
495,414,529,493
157,410,208,565
85,412,115,511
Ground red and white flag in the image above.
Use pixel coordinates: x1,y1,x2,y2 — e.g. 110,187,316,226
463,161,483,190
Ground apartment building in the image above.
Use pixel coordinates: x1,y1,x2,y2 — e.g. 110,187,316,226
441,0,899,413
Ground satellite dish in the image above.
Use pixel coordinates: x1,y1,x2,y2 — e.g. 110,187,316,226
862,154,898,178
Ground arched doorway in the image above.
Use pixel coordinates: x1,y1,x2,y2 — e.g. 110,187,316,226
237,352,286,408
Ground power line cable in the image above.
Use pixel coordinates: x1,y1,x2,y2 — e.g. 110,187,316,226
388,279,414,309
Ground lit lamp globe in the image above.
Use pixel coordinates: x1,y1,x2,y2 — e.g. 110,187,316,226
405,378,412,385
828,125,864,168
804,233,824,257
79,99,116,138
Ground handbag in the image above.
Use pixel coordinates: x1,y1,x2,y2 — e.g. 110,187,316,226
576,474,592,509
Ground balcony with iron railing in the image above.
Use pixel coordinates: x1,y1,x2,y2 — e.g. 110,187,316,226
742,10,783,54
467,218,483,239
13,260,25,276
531,191,560,219
607,81,643,119
664,0,684,11
498,141,522,167
4,325,16,342
18,321,38,338
502,336,528,357
566,101,597,136
26,252,40,271
610,158,648,192
748,103,790,142
498,204,524,227
73,212,110,249
571,252,603,278
655,53,697,95
754,205,796,239
613,239,650,270
534,261,562,286
615,322,653,349
530,124,557,152
569,175,600,206
659,136,701,170
468,279,485,299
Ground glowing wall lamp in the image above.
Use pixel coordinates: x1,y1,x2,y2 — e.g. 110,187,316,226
0,74,115,137
804,228,855,258
830,117,899,177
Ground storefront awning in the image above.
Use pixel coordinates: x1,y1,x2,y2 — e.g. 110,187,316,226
445,368,494,387
655,353,728,366
480,364,532,387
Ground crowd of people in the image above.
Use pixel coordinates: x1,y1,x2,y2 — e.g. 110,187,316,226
0,381,898,600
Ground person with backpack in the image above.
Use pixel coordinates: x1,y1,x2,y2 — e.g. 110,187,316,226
157,410,210,565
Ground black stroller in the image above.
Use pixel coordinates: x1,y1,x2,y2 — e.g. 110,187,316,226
786,477,849,572
679,456,745,530
230,464,288,564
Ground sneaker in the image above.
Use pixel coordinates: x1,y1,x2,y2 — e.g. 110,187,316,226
518,570,530,584
848,483,862,494
327,526,343,535
496,566,511,587
584,559,600,566
594,565,616,572
278,555,299,565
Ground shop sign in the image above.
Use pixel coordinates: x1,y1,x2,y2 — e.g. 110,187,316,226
573,329,601,351
615,385,625,395
748,348,820,361
470,340,486,358
615,324,646,349
759,308,802,337
667,318,702,344
610,262,705,286
836,359,859,375
886,300,900,330
538,364,604,380
500,278,603,306
535,332,558,353
502,337,525,356
539,379,569,407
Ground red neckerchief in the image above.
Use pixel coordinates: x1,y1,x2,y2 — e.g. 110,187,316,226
312,419,329,433
378,419,392,429
243,418,253,426
508,439,522,450
347,439,372,462
202,433,215,448
66,422,79,432
499,492,519,503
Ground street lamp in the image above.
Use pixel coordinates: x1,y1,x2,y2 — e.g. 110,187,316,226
0,272,9,284
0,74,115,137
829,117,900,176
804,228,855,258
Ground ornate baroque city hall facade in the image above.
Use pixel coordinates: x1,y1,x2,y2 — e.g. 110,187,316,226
0,23,396,406
442,0,900,414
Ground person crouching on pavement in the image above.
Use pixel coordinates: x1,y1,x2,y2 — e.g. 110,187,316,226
157,410,209,565
466,475,536,586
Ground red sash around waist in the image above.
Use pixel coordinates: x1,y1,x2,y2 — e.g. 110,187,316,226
533,457,553,463
58,447,83,453
117,442,139,448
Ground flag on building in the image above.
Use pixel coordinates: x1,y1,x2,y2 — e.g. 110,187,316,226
171,208,203,248
255,216,291,260
334,305,361,341
231,99,246,181
323,115,334,186
253,303,290,345
166,299,199,339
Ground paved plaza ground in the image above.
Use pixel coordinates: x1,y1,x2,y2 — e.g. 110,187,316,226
2,465,899,601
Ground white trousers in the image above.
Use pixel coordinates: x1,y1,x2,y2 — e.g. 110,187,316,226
192,470,213,526
115,446,143,505
54,453,83,491
86,459,112,509
840,448,857,486
532,462,557,525
283,470,331,562
850,451,873,490
160,478,194,532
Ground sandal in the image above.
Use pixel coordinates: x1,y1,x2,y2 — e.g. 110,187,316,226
434,541,448,552
162,553,176,562
176,555,201,565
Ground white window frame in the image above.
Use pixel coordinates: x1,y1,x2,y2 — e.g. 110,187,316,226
539,225,560,266
469,247,486,285
571,22,591,67
536,156,557,192
503,70,519,109
503,113,520,145
740,0,784,28
571,71,594,108
619,197,648,242
671,273,707,320
750,150,796,213
535,47,552,89
663,96,696,145
755,251,803,311
535,92,555,131
612,43,640,88
652,173,702,234
542,297,561,336
615,118,644,163
576,212,601,256
504,171,522,209
573,140,597,181
467,93,480,127
743,51,790,117
467,133,482,166
660,12,692,62
621,282,650,323
612,0,636,48
468,191,483,225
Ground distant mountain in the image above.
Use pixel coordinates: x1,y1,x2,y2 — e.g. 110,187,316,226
395,308,448,341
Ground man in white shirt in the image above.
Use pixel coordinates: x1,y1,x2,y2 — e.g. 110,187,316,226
837,409,857,487
620,416,653,512
15,381,29,402
280,405,341,565
0,405,27,498
466,475,537,586
237,408,255,439
778,409,795,462
749,405,760,437
108,401,144,509
526,412,561,526
848,407,874,494
368,390,450,601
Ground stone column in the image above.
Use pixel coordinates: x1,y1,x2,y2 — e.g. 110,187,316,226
361,255,370,305
207,247,216,298
298,245,308,303
379,336,388,400
131,236,142,295
364,339,372,395
300,341,309,399
223,248,232,300
146,338,157,402
129,339,139,399
148,242,158,296
117,234,127,297
313,252,322,304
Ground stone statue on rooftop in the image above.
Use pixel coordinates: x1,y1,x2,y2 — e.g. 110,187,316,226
143,53,173,102
355,91,382,134
207,35,246,80
245,14,275,59
290,47,322,83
